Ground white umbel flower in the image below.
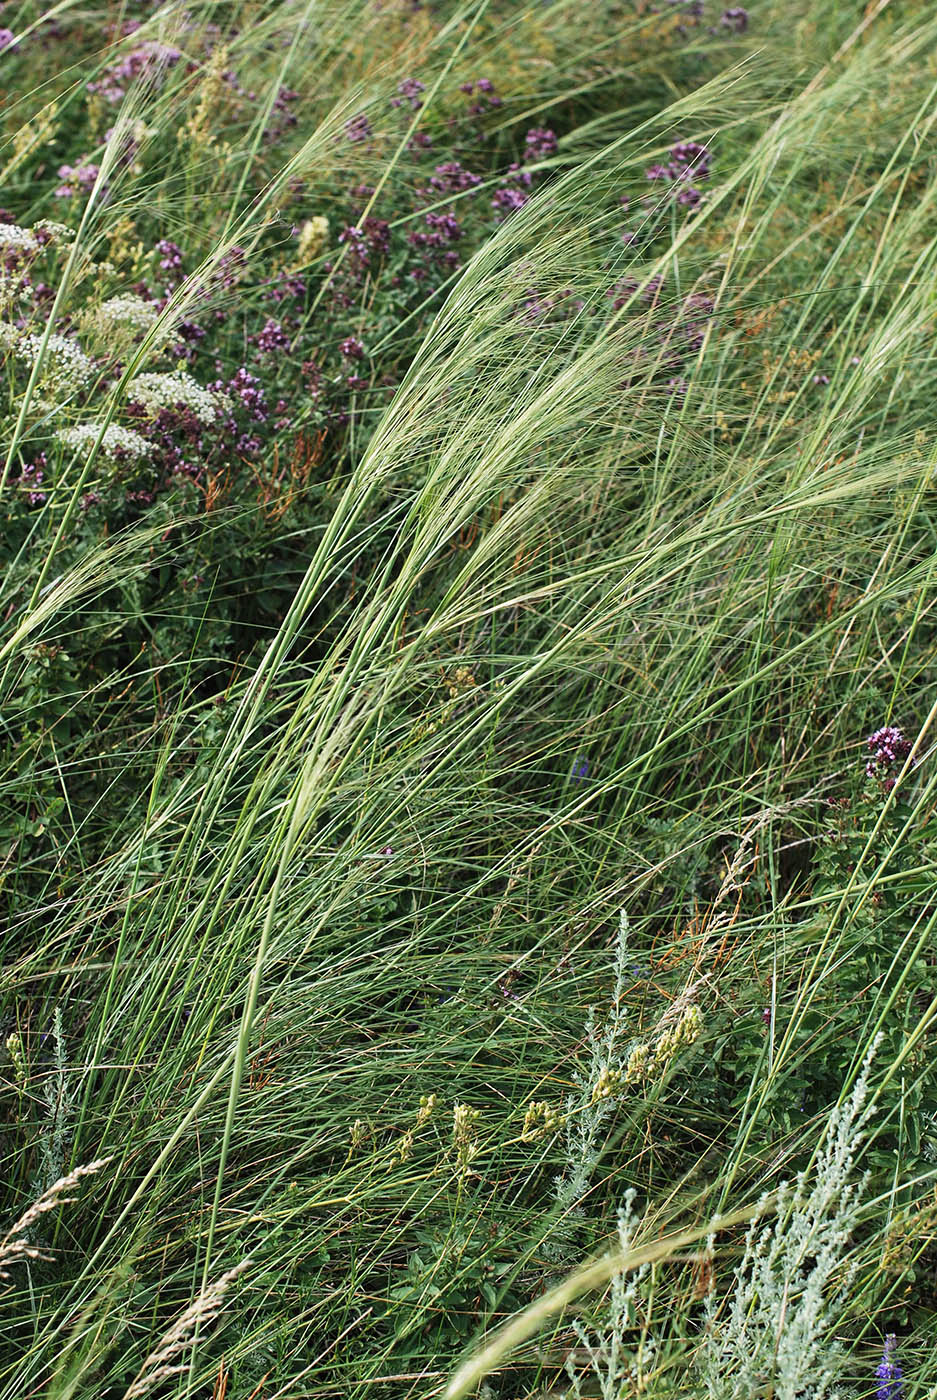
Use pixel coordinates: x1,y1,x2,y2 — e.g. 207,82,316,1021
34,220,76,244
127,369,227,424
0,224,40,255
95,294,160,333
58,422,150,462
0,322,96,399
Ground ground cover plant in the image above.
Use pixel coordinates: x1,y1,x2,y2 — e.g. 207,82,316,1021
3,0,937,1395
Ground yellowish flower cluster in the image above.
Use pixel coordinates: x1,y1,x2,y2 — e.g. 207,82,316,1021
521,1099,564,1141
296,217,330,264
5,1033,26,1087
451,1102,480,1171
624,1004,704,1088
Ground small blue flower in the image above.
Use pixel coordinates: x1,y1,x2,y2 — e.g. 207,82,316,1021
571,756,589,781
876,1335,903,1400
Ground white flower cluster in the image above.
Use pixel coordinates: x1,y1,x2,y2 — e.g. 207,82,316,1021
127,369,227,424
0,322,95,397
95,294,160,333
0,223,40,255
57,422,150,462
34,220,76,244
0,272,36,313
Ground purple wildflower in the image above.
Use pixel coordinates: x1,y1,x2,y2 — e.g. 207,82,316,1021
212,245,247,290
19,453,48,506
0,27,17,51
670,140,712,181
865,726,914,790
571,756,589,781
86,40,182,104
409,210,461,250
264,85,299,143
876,1336,903,1400
254,318,290,354
524,127,557,162
460,77,501,115
645,140,712,213
721,6,749,31
267,272,307,304
428,161,481,195
54,162,101,198
156,238,184,290
217,366,269,422
492,185,528,219
391,77,425,109
340,336,364,361
345,112,372,144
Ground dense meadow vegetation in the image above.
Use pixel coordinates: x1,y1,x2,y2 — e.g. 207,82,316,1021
3,0,937,1394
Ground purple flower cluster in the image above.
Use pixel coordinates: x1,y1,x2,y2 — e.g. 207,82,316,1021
253,317,291,355
86,40,182,104
405,209,462,281
223,366,269,423
680,291,715,351
865,727,914,789
265,85,299,143
0,27,17,52
426,160,482,196
55,162,100,199
345,112,372,144
492,178,530,219
266,272,306,305
459,77,501,116
211,245,247,291
125,399,205,480
524,127,558,163
340,336,364,361
607,274,664,310
156,238,184,291
336,218,390,277
876,1335,903,1400
646,139,712,211
19,453,48,506
391,78,425,110
492,128,557,221
171,318,207,362
721,6,749,32
520,286,581,323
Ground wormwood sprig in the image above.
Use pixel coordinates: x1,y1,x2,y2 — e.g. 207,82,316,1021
548,911,633,1254
697,1042,882,1400
563,1191,657,1400
39,1007,72,1197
